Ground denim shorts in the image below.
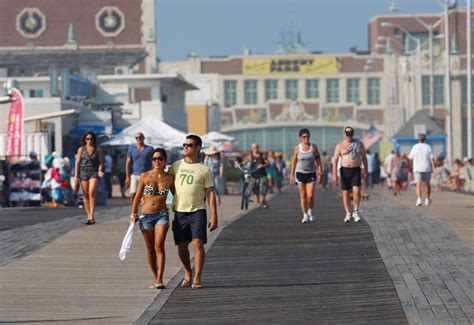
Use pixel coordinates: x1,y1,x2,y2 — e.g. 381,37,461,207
139,210,169,231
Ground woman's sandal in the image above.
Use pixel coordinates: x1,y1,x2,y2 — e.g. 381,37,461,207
150,283,166,289
191,282,202,289
181,278,191,288
90,219,95,225
262,201,269,209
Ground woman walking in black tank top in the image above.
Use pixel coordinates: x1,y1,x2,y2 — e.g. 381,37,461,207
74,131,104,225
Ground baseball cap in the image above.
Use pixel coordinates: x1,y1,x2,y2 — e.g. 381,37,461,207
344,126,354,136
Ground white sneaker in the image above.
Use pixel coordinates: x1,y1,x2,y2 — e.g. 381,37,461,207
301,214,309,223
344,213,351,223
416,198,422,207
425,197,432,207
352,210,361,223
307,209,315,222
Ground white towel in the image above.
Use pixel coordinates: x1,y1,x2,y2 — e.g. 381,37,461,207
119,222,135,260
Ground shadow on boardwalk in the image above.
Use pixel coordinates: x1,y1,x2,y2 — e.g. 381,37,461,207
148,188,407,324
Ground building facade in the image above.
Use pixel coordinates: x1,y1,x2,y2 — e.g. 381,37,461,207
0,0,196,158
370,8,473,160
161,7,473,160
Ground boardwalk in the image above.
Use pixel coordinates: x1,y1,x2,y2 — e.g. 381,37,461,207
149,189,407,324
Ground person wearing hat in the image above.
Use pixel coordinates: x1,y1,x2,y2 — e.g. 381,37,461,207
332,126,368,223
204,146,224,205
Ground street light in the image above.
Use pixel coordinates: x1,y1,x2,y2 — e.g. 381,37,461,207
388,1,454,163
467,0,472,158
388,2,445,116
381,22,423,117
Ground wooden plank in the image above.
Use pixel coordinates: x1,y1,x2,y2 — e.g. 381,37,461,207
151,189,407,324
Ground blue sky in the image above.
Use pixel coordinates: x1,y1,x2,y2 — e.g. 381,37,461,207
155,0,447,61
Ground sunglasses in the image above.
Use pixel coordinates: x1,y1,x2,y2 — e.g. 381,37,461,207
182,143,195,148
135,136,143,139
152,156,165,162
85,137,93,141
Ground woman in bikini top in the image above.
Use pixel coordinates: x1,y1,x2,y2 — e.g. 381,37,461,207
129,148,175,289
132,157,174,214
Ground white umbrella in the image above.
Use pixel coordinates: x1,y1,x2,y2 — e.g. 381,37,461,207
103,117,186,147
202,131,235,143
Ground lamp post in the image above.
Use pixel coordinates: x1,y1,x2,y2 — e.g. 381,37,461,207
381,23,424,119
389,2,445,116
467,0,472,158
388,1,454,163
441,0,453,164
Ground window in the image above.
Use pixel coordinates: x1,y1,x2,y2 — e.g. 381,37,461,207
265,80,278,101
367,78,380,105
422,75,444,105
224,80,237,107
285,79,298,99
346,78,360,104
326,79,339,103
29,89,44,98
433,75,444,105
244,80,258,105
305,79,319,99
404,31,440,54
422,75,430,106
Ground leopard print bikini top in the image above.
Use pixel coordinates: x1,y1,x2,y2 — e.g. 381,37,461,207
143,174,170,196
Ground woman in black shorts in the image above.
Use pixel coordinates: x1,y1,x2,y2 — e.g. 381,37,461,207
290,129,323,223
74,131,104,225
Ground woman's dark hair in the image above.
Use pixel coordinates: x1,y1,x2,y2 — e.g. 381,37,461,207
82,131,97,145
150,147,167,162
299,128,310,137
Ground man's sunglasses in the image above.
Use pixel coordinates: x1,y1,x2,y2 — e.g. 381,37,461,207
152,156,165,162
182,143,195,148
135,136,143,139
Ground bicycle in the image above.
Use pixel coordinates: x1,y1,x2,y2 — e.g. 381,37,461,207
234,162,253,210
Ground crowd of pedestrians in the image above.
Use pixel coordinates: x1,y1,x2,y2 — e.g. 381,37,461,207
1,125,473,292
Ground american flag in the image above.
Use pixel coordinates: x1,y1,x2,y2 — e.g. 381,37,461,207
360,126,383,150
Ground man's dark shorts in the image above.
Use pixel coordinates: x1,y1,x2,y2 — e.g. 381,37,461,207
340,167,362,190
172,209,207,245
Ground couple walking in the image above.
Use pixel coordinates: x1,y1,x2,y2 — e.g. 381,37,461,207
291,126,368,224
129,134,218,289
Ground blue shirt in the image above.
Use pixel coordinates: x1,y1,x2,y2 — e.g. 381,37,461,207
127,144,153,175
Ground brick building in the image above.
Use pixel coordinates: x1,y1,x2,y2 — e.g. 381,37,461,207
161,7,473,159
0,0,195,157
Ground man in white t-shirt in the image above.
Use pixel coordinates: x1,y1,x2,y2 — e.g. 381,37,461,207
408,134,436,207
384,150,395,190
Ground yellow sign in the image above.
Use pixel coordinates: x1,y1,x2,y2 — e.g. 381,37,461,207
243,56,341,75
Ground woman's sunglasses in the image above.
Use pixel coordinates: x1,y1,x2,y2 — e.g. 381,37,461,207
85,137,94,141
152,156,165,162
